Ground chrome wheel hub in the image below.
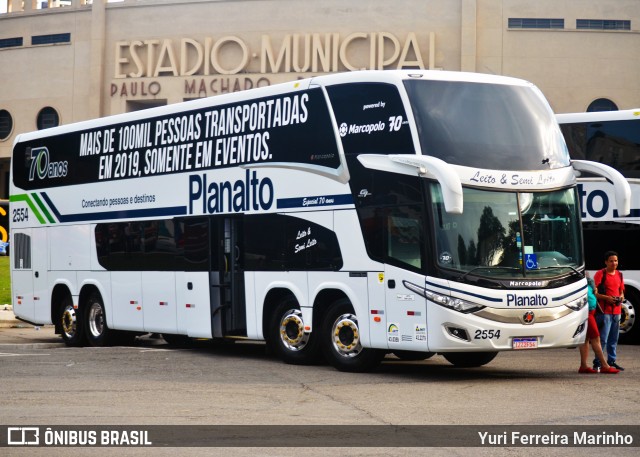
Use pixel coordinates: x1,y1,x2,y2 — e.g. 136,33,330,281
61,305,76,338
88,302,104,337
331,313,362,358
279,309,309,351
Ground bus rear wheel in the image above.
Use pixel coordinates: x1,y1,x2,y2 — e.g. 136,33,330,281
59,296,84,346
268,297,321,365
84,292,112,347
321,299,384,373
442,351,498,367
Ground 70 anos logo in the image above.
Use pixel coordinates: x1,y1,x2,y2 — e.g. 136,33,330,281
28,147,68,181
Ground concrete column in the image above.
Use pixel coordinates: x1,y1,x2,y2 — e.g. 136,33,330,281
88,0,106,118
10,0,22,13
460,0,477,72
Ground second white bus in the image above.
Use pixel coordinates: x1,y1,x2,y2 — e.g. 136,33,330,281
558,109,640,344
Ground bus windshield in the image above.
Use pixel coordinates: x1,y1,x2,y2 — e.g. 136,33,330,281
404,79,569,170
431,184,583,279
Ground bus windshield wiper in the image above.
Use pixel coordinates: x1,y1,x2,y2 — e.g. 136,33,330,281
535,265,584,277
458,266,521,282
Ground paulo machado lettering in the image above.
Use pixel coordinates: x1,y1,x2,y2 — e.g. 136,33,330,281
478,431,634,446
78,93,309,182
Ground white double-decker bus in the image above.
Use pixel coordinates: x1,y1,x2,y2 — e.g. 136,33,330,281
558,109,640,344
10,70,631,372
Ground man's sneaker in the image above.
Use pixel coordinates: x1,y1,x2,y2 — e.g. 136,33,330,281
592,364,601,372
610,362,624,371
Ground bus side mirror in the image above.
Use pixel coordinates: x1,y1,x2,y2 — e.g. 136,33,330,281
571,160,631,216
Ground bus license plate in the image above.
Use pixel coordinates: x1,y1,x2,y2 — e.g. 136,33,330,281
512,337,538,350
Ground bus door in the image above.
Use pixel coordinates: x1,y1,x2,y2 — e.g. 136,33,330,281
384,264,429,352
176,218,213,338
382,207,429,352
211,216,246,338
12,228,48,324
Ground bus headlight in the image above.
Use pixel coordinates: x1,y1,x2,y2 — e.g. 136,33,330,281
565,296,588,311
426,292,485,314
403,280,486,314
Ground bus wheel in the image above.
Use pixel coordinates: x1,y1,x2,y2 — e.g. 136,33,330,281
392,351,435,361
59,297,84,346
84,292,111,347
268,297,321,365
442,352,498,368
322,299,384,373
619,289,639,345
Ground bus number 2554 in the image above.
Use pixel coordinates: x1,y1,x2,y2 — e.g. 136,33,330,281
13,208,29,222
474,329,501,340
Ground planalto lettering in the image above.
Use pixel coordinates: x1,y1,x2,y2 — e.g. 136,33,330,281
189,170,274,214
506,293,549,307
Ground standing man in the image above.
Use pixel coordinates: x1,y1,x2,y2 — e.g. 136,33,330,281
593,251,625,371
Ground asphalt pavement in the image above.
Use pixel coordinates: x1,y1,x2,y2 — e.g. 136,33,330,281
0,306,63,347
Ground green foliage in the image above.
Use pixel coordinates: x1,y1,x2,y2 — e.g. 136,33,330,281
0,256,11,305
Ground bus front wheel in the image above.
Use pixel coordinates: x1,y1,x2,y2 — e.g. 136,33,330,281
84,292,112,347
321,299,384,373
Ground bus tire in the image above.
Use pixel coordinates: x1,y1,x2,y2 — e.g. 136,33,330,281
84,292,112,347
59,296,84,346
268,297,321,365
619,289,639,345
392,351,435,361
442,351,498,368
321,299,384,373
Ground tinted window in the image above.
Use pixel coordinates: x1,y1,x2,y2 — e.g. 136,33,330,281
95,218,207,271
583,221,640,270
358,204,425,273
560,120,640,178
326,82,415,155
244,214,342,271
404,79,569,170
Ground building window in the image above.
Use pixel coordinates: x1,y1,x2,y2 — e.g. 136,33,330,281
0,110,13,141
0,37,23,49
508,18,564,29
37,107,60,130
587,98,618,112
577,20,631,30
31,33,71,46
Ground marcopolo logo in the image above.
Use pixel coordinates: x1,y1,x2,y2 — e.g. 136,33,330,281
28,147,68,181
339,121,386,137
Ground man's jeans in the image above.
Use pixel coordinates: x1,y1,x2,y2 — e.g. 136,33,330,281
593,313,621,367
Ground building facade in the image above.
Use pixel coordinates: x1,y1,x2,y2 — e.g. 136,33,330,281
1,0,639,199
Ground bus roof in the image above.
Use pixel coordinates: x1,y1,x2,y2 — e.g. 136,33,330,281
12,70,533,146
556,108,640,124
